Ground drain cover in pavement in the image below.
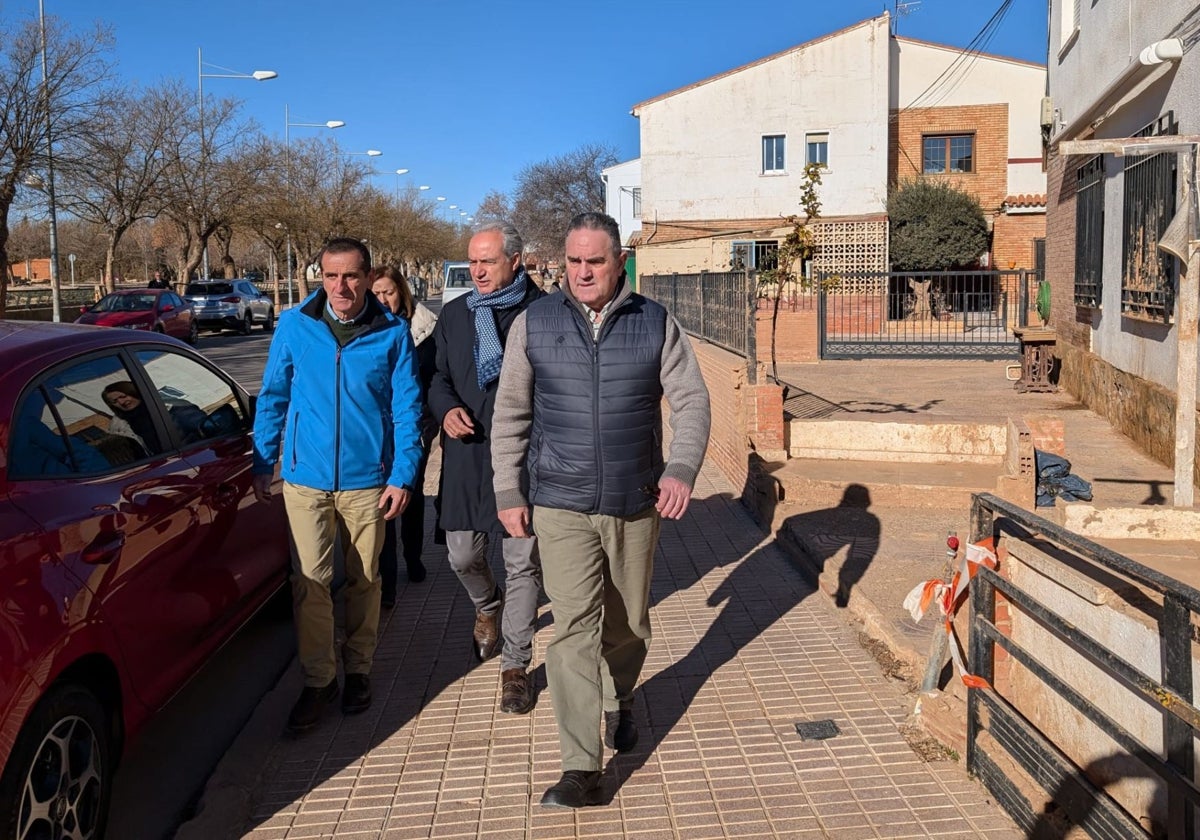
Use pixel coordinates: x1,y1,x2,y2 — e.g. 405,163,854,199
794,719,840,740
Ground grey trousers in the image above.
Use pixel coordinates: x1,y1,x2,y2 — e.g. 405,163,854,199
445,529,541,671
534,505,659,771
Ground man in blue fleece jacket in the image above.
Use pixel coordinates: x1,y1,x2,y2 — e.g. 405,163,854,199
253,237,423,733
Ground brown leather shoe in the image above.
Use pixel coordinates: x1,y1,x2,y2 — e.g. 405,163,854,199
500,668,534,714
473,598,502,661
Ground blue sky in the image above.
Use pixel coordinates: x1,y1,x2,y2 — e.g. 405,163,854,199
24,0,1047,219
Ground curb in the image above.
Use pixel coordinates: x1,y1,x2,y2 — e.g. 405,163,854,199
173,663,301,840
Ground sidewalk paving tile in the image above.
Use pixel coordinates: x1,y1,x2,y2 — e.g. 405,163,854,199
235,463,1021,839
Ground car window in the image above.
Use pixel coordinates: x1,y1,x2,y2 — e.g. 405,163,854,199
8,354,161,479
134,349,248,446
185,282,233,296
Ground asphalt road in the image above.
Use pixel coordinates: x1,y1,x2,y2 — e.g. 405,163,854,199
104,296,444,839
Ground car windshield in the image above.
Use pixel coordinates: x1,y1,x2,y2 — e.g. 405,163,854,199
93,294,155,313
185,282,233,296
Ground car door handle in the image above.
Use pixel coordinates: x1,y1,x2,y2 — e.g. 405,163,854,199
82,531,126,565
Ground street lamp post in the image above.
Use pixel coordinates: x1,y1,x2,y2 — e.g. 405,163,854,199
36,0,62,321
197,48,276,280
284,105,345,306
394,168,409,198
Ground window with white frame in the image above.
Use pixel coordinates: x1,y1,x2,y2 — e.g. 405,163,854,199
762,135,785,173
731,240,779,271
631,187,642,219
1060,0,1080,48
806,132,829,168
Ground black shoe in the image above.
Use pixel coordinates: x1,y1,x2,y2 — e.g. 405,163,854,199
286,679,338,733
342,673,372,714
540,770,602,809
406,559,427,583
380,589,396,609
604,709,638,752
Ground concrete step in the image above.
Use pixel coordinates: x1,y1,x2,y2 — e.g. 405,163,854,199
767,456,1002,510
786,417,1006,464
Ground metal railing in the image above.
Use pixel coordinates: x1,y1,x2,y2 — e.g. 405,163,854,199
818,269,1039,359
967,492,1199,838
640,271,759,382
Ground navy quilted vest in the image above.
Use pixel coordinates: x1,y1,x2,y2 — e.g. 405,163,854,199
525,292,666,516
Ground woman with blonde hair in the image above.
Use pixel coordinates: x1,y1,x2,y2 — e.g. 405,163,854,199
370,266,439,605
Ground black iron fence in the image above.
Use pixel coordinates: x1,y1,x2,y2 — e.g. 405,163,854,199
639,271,759,382
640,267,1045,367
818,269,1041,359
967,493,1199,838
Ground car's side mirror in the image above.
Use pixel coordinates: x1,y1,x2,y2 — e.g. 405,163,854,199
161,303,175,312
79,305,88,314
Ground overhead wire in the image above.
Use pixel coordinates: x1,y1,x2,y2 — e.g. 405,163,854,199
891,0,1013,120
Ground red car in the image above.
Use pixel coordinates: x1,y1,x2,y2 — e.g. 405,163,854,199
0,322,288,839
75,289,199,345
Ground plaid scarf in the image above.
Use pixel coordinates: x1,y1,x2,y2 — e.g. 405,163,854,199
466,269,529,390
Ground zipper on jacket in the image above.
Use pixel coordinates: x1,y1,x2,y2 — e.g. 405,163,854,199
591,340,602,512
334,346,342,490
588,298,633,512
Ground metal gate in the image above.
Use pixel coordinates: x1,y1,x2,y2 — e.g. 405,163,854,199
818,269,1039,359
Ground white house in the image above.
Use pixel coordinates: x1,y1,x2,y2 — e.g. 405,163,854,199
629,13,1046,280
600,158,642,248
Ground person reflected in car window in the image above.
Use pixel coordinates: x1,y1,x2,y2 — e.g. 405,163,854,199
102,381,161,452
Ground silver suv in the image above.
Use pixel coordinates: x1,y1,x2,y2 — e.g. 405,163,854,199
184,279,274,334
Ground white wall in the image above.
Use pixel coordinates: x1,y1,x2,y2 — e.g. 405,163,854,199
1050,0,1200,391
892,37,1048,197
601,158,642,247
635,16,891,223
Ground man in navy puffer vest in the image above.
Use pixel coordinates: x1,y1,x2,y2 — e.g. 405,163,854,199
492,212,710,808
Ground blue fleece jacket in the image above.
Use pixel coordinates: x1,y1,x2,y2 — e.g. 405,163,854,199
252,289,423,491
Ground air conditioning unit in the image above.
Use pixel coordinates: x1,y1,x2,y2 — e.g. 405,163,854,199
1040,96,1055,129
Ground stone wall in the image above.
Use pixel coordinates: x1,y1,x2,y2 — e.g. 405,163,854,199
1059,341,1200,487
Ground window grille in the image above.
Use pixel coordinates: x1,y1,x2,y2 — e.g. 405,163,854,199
1121,112,1177,322
1074,155,1104,308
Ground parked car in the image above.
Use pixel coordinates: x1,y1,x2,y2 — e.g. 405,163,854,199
75,289,198,345
183,279,274,335
0,322,289,839
441,260,472,304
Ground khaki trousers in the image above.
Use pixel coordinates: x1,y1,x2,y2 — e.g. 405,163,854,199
535,505,660,771
284,482,384,686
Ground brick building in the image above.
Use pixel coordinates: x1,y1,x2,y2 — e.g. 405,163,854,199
1045,0,1200,486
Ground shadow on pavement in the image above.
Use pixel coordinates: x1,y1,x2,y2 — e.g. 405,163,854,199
606,485,881,798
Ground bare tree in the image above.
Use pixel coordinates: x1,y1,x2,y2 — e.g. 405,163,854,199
0,13,113,315
474,190,512,225
157,90,263,284
56,82,188,291
510,143,618,255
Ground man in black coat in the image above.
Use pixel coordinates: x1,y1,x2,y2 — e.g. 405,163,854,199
428,221,544,714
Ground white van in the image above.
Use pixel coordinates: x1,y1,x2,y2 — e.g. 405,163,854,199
441,261,472,304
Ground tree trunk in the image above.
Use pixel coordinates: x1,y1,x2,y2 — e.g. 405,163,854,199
104,240,118,295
